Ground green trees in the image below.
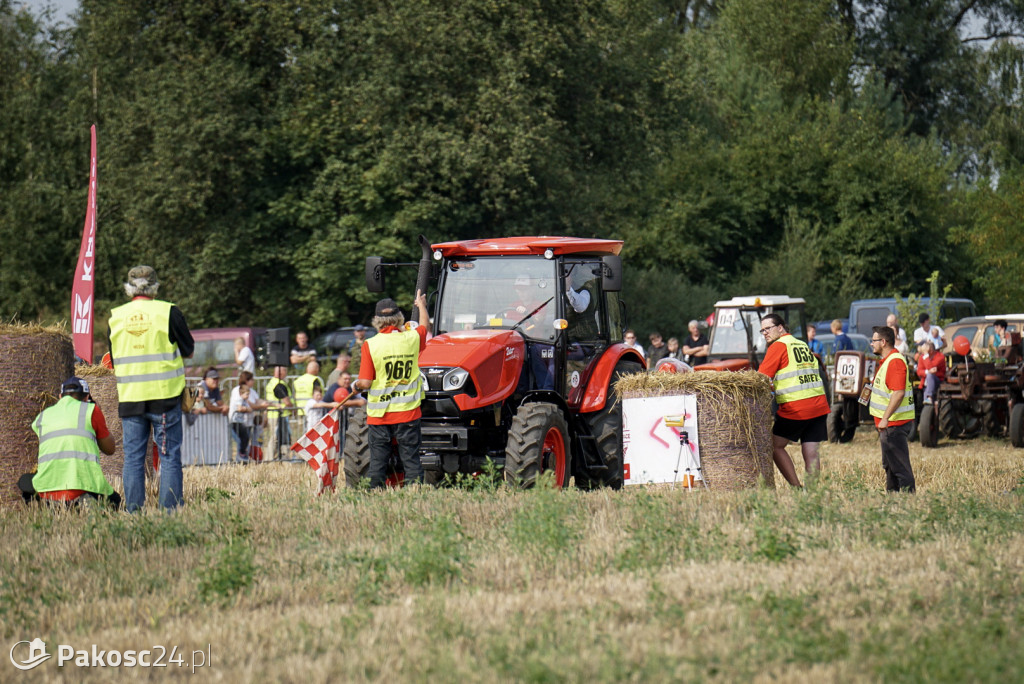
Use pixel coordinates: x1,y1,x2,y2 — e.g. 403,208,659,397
2,0,1024,334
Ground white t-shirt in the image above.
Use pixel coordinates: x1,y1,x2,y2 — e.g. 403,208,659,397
305,399,329,431
229,385,256,427
236,345,256,374
913,324,945,350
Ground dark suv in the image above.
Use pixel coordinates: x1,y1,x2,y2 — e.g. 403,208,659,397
314,326,376,362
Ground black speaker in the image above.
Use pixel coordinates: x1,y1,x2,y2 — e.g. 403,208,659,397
267,327,290,367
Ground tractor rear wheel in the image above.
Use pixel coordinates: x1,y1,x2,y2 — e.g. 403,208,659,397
919,404,939,448
576,360,644,490
938,399,961,438
505,403,570,489
343,408,371,488
1010,404,1024,448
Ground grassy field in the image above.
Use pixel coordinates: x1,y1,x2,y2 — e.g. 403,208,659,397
3,435,1024,682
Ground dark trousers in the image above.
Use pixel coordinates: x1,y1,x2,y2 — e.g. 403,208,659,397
367,419,423,488
18,473,122,509
879,422,915,492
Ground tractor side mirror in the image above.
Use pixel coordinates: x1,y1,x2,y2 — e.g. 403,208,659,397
365,257,385,293
601,255,622,292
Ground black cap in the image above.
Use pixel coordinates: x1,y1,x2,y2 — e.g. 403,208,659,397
61,376,90,395
375,298,400,316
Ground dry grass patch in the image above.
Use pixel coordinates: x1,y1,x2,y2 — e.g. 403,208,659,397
2,438,1023,682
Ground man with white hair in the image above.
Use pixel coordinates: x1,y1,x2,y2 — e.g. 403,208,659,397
108,265,193,512
354,292,429,488
886,313,909,354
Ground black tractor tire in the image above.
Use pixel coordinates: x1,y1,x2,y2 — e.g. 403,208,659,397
343,407,371,488
980,399,1003,437
1010,404,1024,448
576,360,644,490
424,469,446,487
919,404,939,448
505,403,571,489
827,399,857,443
938,399,960,439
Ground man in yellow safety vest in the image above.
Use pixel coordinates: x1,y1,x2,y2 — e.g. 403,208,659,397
108,265,193,511
757,313,830,487
18,377,120,508
868,326,916,492
353,292,429,488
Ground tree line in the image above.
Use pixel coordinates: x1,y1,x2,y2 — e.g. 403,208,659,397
3,0,1023,337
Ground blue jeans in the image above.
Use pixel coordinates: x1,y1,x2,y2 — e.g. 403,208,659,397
122,407,184,512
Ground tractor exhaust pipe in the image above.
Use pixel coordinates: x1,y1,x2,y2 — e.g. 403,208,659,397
413,234,432,317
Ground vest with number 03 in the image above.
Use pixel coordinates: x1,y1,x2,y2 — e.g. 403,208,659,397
366,329,424,419
109,299,185,403
772,335,825,404
31,396,113,496
869,352,915,422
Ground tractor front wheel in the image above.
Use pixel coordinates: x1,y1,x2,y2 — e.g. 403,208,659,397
505,403,570,489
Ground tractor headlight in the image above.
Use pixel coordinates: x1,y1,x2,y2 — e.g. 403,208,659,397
442,368,470,391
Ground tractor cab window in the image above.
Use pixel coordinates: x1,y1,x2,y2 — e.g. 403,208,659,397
436,257,558,342
710,308,767,356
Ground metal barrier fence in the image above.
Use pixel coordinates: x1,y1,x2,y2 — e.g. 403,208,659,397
181,375,350,466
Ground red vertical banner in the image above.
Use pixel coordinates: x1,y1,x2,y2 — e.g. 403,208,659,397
71,125,98,363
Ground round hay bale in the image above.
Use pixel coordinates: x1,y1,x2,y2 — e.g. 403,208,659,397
0,324,75,508
617,370,775,490
76,364,124,484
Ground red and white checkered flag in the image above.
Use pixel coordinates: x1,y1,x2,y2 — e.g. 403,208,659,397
291,408,341,495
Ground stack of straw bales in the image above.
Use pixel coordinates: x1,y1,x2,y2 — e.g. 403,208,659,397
616,370,775,490
76,364,125,484
0,324,75,507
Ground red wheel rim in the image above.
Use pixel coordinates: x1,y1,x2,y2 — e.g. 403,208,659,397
542,426,567,486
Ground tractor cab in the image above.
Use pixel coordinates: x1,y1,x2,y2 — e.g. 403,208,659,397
698,295,808,372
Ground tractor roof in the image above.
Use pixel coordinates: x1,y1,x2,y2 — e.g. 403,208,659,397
432,236,623,258
714,295,806,308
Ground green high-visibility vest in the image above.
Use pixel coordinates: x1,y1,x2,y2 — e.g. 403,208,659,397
366,329,424,418
870,351,915,422
772,335,825,404
31,396,113,496
109,299,185,403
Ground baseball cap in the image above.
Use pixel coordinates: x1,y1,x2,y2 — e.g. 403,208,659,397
375,298,400,316
127,265,158,284
204,368,220,379
61,376,90,395
354,324,367,332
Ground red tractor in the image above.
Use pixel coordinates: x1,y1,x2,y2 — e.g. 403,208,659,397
344,236,645,488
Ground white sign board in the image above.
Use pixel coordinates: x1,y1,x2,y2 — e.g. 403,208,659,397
622,394,701,485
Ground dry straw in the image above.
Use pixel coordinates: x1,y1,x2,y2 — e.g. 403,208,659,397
0,323,75,507
616,370,776,490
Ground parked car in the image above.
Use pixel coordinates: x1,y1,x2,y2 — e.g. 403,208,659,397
943,315,1024,356
314,326,376,362
848,297,976,337
185,327,267,377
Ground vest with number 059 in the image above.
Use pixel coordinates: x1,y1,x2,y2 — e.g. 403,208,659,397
772,335,825,404
366,328,424,419
31,396,113,495
869,351,915,423
109,299,185,403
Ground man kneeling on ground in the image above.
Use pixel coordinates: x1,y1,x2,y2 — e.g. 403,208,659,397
19,376,121,508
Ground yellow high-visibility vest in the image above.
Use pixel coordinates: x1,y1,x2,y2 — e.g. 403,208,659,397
109,299,185,402
31,396,113,495
772,335,825,404
870,351,915,422
366,329,423,418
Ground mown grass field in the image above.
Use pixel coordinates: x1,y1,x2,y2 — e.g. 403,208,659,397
3,436,1024,682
